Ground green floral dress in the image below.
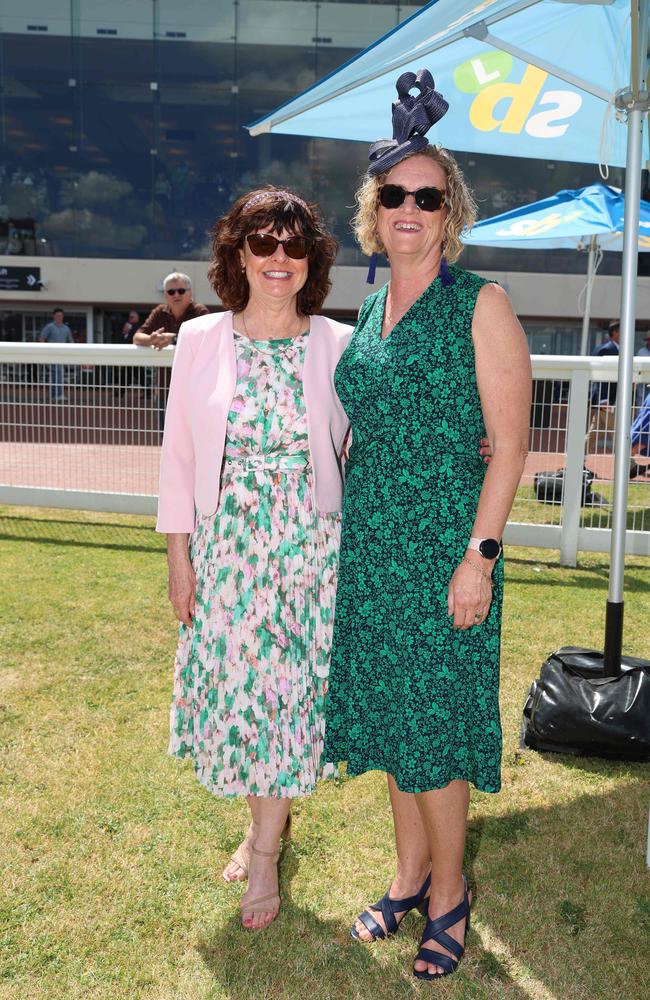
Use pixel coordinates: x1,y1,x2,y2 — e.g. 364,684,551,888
169,331,340,798
324,266,504,794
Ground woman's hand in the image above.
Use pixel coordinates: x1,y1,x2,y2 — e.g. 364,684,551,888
479,437,492,464
447,557,493,630
167,535,196,625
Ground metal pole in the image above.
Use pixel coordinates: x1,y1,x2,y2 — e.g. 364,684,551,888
579,236,598,356
604,0,648,675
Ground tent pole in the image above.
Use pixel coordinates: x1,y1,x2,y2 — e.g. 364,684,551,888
579,236,598,356
604,0,648,676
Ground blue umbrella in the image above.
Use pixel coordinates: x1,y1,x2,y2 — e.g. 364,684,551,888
248,0,647,169
249,0,650,676
462,182,650,252
462,182,650,352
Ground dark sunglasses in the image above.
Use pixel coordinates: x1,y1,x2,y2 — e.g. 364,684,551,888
246,233,312,260
378,184,446,213
166,288,188,296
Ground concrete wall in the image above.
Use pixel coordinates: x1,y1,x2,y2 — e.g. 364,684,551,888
2,254,649,321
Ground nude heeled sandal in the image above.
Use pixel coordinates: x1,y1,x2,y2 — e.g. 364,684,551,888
240,844,282,930
223,813,292,883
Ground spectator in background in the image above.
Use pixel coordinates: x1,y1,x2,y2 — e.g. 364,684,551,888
114,309,144,398
38,307,72,401
635,329,650,408
586,320,645,478
630,386,650,478
122,310,140,344
134,273,209,429
586,320,619,456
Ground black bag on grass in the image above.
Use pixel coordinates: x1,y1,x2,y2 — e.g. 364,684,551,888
521,646,650,761
534,467,603,506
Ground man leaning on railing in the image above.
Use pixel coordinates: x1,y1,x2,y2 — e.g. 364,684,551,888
133,272,208,432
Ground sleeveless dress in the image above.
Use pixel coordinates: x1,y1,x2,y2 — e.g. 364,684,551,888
169,331,340,798
324,266,504,794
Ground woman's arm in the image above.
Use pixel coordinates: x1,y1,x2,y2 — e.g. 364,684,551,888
448,283,532,630
471,283,532,539
166,533,196,626
156,323,198,534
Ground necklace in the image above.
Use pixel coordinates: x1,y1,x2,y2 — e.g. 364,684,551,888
241,309,305,343
383,288,397,336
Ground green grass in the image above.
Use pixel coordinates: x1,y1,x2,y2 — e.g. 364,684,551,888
1,506,649,1000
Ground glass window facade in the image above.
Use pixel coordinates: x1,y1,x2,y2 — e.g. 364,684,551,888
0,1,628,273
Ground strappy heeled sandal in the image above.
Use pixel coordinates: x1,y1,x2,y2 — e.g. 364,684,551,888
413,876,471,981
223,813,292,883
350,872,431,941
240,844,281,931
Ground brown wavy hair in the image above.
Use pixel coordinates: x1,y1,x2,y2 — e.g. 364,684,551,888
352,146,477,264
208,187,338,315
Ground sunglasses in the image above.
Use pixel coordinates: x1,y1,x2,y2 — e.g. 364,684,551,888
378,184,446,212
246,233,312,260
166,288,188,296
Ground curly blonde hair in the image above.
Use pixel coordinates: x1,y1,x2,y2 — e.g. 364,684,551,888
352,146,476,264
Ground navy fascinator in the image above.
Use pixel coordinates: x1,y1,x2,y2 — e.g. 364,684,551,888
368,69,448,176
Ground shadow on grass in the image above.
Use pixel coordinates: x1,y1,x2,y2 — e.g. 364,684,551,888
198,879,524,1000
506,554,650,591
198,837,541,1000
0,514,164,553
198,779,649,1000
581,504,650,532
467,777,649,1000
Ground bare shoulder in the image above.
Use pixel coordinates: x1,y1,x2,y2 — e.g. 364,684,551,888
473,282,525,345
474,282,516,322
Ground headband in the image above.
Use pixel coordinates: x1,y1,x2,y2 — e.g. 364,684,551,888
243,189,311,211
367,69,448,176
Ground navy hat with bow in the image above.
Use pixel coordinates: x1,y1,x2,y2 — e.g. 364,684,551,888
367,69,448,176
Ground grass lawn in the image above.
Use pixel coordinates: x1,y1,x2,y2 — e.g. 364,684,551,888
0,505,649,1000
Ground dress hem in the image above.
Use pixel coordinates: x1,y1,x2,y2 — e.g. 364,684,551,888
168,746,334,799
333,759,501,795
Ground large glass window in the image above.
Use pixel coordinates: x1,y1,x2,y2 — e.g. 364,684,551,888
0,2,626,272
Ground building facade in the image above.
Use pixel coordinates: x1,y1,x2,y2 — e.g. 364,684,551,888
0,1,647,350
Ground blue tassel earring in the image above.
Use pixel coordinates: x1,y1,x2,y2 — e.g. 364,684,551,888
366,252,378,284
440,257,455,287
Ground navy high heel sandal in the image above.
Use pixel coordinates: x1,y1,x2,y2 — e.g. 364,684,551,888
350,872,431,941
413,876,471,980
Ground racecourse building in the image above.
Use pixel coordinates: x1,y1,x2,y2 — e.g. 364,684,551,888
0,1,647,349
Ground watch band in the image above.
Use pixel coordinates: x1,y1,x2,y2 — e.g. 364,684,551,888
468,536,501,559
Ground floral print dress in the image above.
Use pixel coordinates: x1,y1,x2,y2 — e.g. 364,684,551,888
324,267,504,794
169,331,340,798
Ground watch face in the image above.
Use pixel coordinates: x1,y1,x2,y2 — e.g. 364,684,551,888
479,538,501,559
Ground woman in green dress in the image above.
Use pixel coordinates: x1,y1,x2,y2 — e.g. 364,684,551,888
324,71,532,981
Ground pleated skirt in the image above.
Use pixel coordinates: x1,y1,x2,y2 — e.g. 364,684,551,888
168,460,341,798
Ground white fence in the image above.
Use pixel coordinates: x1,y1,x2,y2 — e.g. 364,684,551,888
1,343,650,565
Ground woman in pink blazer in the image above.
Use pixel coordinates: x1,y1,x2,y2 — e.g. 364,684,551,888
157,187,351,931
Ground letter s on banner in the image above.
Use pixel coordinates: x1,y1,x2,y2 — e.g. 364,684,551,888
525,91,583,138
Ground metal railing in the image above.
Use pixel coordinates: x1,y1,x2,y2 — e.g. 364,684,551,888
1,343,649,565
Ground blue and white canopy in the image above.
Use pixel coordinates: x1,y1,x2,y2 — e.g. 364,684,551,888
462,182,650,251
248,0,647,168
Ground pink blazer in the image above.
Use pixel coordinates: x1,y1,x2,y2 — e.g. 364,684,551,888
156,310,352,532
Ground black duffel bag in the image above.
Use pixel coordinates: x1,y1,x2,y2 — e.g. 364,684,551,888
534,467,599,506
521,646,650,761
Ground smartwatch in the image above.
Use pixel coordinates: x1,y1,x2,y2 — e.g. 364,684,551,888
467,537,501,560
